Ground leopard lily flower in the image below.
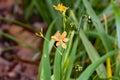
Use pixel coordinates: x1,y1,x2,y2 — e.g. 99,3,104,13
53,3,68,15
51,31,69,49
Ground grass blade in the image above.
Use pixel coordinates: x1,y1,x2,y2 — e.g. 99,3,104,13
53,47,62,80
0,31,39,51
38,19,56,80
34,0,51,24
112,0,120,77
82,0,112,52
112,1,120,50
0,16,36,32
65,38,79,80
61,31,75,80
77,50,117,80
79,29,107,78
24,0,35,20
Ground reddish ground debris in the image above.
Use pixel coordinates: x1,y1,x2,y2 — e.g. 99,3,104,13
0,0,46,80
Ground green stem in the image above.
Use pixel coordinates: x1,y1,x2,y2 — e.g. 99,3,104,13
0,16,36,32
62,14,66,30
37,34,63,55
0,31,39,52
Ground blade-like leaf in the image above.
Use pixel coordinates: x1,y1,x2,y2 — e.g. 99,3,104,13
77,50,117,80
53,47,62,80
112,0,120,77
0,17,36,32
24,0,35,20
0,31,39,51
79,29,107,78
82,0,112,52
65,38,79,80
112,1,120,50
38,19,56,80
34,0,51,24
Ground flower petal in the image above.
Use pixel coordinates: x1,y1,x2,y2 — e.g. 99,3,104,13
53,3,68,13
61,31,67,39
63,38,69,42
56,31,61,38
53,5,57,9
56,41,61,46
51,36,58,41
61,43,66,49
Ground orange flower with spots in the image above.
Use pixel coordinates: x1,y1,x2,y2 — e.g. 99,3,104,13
53,3,68,15
51,31,69,49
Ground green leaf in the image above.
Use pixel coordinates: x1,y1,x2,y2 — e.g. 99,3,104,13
53,47,62,80
73,0,81,10
38,19,56,80
65,38,79,80
85,31,115,43
0,16,36,32
49,40,55,53
77,50,117,80
99,4,113,18
112,0,120,50
79,29,107,78
62,31,75,66
24,0,35,20
34,0,51,24
45,0,55,18
61,31,75,80
112,0,120,77
82,0,112,52
0,31,39,52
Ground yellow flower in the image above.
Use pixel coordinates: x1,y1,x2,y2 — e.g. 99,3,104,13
53,3,68,15
51,31,69,49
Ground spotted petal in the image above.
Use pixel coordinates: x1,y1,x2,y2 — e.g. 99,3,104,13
61,31,67,39
56,41,61,46
61,43,66,49
51,36,59,41
56,31,61,39
63,38,69,42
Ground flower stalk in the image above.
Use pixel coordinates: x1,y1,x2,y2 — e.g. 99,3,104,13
53,3,68,30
